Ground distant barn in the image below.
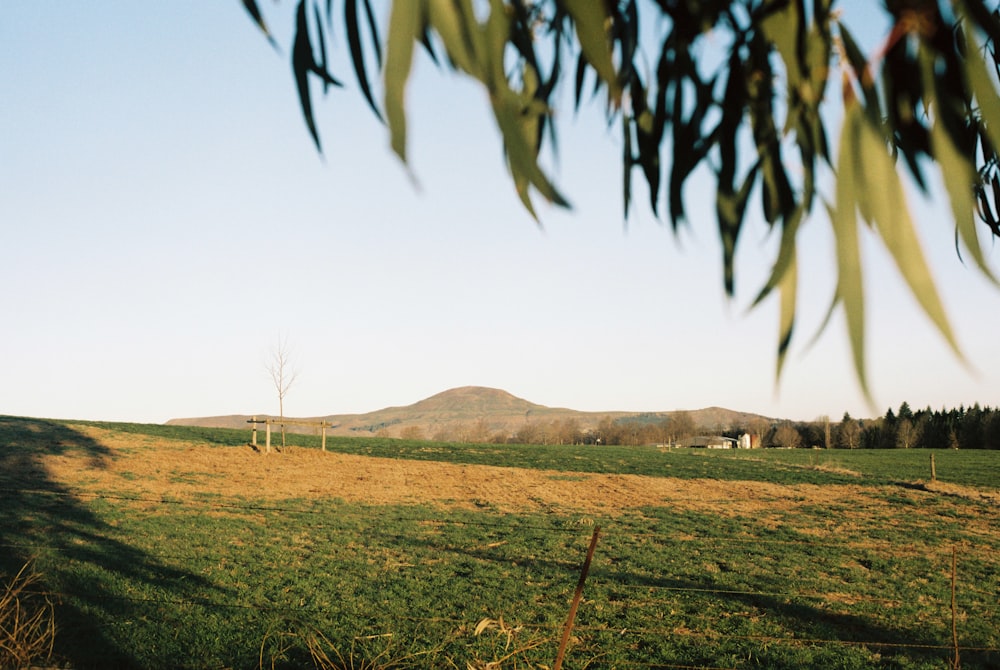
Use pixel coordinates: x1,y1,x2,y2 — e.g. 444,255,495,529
682,435,737,449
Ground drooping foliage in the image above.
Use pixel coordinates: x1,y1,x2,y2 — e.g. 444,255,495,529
241,0,1000,398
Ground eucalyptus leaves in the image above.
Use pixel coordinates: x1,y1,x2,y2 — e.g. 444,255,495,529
243,0,1000,398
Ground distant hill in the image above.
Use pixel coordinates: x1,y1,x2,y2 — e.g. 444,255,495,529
166,386,773,441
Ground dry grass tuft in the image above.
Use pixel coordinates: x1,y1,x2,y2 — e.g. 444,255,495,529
0,559,56,670
259,620,444,670
466,617,552,670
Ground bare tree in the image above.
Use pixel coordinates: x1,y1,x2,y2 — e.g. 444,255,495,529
399,425,425,441
772,423,803,450
667,411,696,446
896,418,921,450
839,413,861,450
818,415,831,450
514,422,541,445
266,335,298,452
556,418,582,446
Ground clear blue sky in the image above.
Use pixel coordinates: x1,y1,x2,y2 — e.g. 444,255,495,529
3,3,1000,424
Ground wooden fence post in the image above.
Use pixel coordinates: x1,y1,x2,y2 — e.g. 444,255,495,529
321,423,327,452
951,546,960,670
265,421,271,454
554,526,601,670
931,453,937,482
250,417,257,449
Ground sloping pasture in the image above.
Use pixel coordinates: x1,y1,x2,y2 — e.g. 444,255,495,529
1,417,998,669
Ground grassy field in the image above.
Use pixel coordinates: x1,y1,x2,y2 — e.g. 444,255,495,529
1,416,998,669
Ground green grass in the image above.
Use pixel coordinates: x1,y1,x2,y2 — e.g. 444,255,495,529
2,417,998,669
15,498,999,669
723,447,999,489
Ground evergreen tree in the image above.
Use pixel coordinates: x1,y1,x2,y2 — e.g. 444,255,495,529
881,408,898,450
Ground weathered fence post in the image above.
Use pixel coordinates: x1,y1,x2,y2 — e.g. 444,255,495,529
931,453,937,482
321,422,327,452
265,420,271,454
951,546,960,670
554,526,601,670
250,417,258,449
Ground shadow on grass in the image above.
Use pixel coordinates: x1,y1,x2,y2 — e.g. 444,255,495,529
593,566,977,669
0,416,223,669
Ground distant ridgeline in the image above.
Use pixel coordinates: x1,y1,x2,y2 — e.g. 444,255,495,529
165,388,1000,449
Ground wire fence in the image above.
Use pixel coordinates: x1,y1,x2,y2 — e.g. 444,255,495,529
3,485,999,669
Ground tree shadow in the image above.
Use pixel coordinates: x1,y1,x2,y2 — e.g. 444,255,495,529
592,565,964,668
0,416,224,669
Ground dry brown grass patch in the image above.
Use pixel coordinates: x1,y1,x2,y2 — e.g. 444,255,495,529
37,425,893,520
921,480,1000,505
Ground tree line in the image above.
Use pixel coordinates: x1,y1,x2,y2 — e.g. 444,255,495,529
388,402,1000,449
691,402,1000,450
695,402,1000,450
832,403,1000,450
392,413,700,447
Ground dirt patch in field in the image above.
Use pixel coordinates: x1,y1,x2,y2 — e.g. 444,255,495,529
34,425,892,518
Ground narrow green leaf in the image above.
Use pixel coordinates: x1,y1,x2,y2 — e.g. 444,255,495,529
426,0,478,76
362,0,382,67
481,0,510,87
668,77,689,227
958,14,1000,156
242,0,277,47
960,0,1000,46
760,0,801,88
561,0,620,102
346,0,384,121
832,102,870,401
503,61,550,219
717,164,759,297
292,0,322,152
314,3,331,93
385,0,424,163
760,148,794,225
752,201,800,309
775,245,798,385
419,26,440,66
855,112,964,358
838,23,882,121
922,48,999,285
623,115,634,220
798,7,832,170
573,53,587,112
492,91,569,211
512,165,538,221
806,16,832,108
